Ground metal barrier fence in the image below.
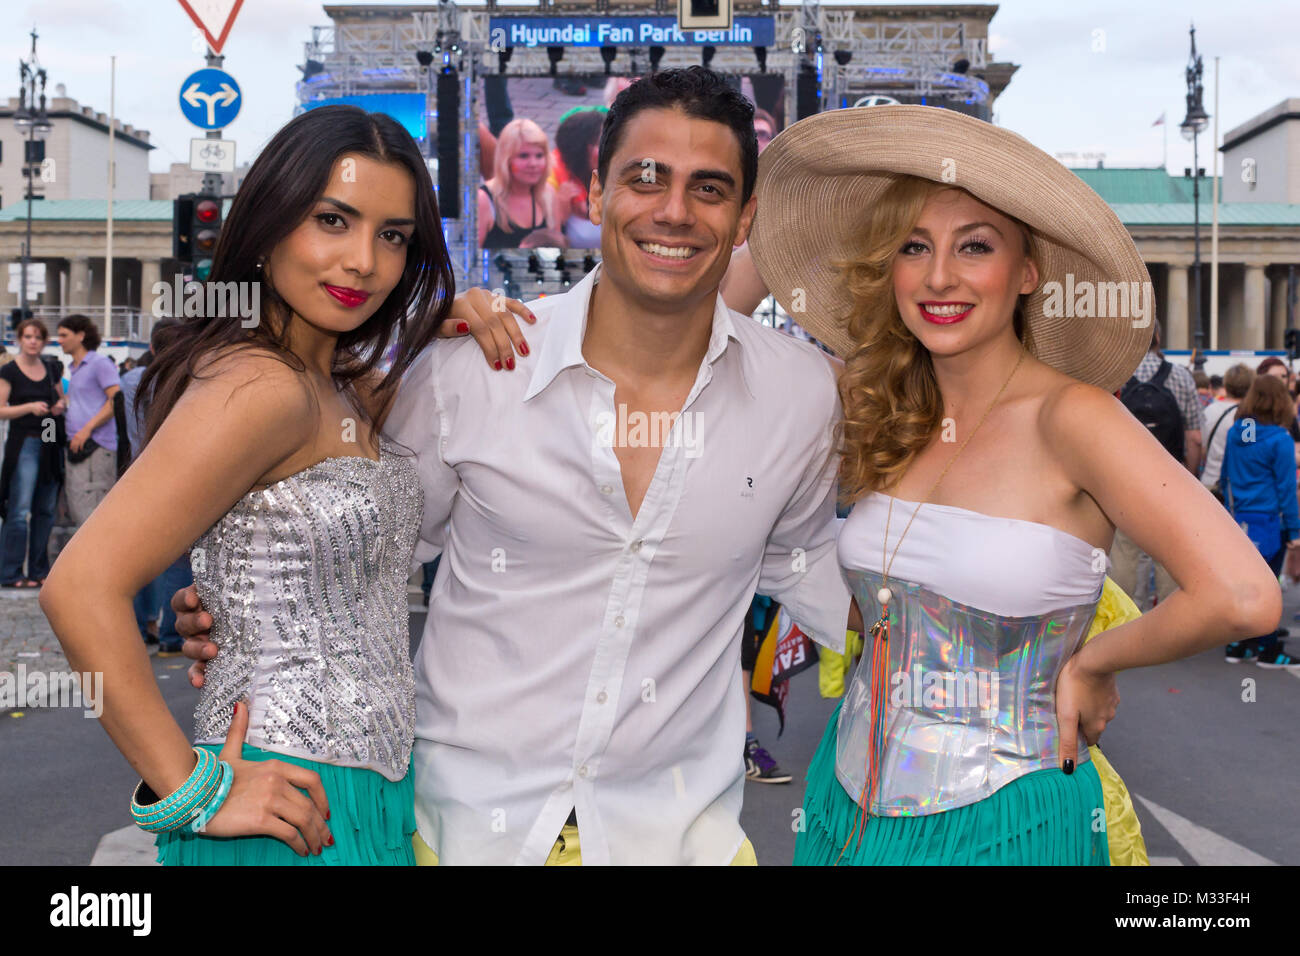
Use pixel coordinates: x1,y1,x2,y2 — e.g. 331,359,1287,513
2,306,147,344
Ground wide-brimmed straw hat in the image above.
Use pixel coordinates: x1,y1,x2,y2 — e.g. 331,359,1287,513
748,105,1153,393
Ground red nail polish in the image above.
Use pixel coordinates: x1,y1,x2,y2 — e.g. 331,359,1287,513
528,312,537,322
456,321,469,334
519,340,530,356
493,360,502,371
505,356,515,370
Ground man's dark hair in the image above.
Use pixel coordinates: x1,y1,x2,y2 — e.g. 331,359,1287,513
597,67,758,205
58,313,101,351
556,107,607,189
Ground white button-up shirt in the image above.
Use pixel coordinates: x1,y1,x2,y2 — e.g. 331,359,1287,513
384,265,849,864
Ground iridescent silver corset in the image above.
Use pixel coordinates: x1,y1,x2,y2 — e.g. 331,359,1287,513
191,441,423,782
837,569,1098,816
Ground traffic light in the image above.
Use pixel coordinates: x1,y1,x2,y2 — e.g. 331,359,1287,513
172,192,222,281
192,195,222,281
173,194,194,261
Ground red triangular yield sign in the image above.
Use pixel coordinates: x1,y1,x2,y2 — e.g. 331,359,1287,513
176,0,245,56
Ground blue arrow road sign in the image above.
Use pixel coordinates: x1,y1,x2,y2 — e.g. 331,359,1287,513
179,68,241,130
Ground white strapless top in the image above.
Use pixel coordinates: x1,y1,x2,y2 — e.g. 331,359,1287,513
838,494,1107,617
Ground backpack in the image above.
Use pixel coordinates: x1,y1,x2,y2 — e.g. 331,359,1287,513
1120,361,1185,461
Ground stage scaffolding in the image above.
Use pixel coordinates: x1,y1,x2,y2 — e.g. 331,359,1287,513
296,1,996,295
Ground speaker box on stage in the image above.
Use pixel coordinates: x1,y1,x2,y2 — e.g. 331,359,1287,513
436,69,461,220
749,72,785,126
796,62,820,120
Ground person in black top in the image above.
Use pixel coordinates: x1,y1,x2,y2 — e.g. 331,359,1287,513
476,118,558,249
0,319,66,587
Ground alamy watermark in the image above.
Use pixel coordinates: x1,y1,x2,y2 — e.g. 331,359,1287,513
0,665,103,718
890,665,999,718
50,886,150,936
1041,274,1153,328
595,404,704,459
152,275,260,328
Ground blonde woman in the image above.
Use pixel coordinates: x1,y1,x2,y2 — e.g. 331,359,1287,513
477,118,558,249
749,106,1279,865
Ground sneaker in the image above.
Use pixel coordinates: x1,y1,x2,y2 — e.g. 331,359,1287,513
157,640,184,658
1225,640,1260,663
1257,647,1300,671
744,740,792,784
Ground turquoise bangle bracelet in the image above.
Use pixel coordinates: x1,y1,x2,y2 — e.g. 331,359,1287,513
131,748,218,828
130,747,227,833
190,761,235,833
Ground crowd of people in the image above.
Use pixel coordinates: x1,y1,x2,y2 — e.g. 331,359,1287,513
0,315,198,652
6,66,1290,866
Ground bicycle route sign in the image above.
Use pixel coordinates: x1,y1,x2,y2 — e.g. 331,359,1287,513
179,67,241,130
190,137,236,172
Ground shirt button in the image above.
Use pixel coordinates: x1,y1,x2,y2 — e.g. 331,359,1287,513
596,691,608,704
600,484,613,495
614,615,625,628
578,765,589,778
629,539,643,553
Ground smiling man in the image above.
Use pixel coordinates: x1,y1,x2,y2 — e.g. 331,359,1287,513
383,68,854,865
182,68,856,865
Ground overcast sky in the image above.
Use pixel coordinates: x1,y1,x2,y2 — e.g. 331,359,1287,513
4,0,1298,180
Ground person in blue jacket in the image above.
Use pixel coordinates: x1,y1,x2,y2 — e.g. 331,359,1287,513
1222,373,1300,668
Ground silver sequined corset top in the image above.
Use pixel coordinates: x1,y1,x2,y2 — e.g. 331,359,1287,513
191,440,423,782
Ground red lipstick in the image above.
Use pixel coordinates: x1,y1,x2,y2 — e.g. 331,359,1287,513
918,301,974,325
324,284,370,308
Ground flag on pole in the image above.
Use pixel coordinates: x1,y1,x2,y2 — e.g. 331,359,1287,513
1152,112,1167,127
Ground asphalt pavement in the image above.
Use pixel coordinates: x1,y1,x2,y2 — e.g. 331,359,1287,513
3,590,1298,865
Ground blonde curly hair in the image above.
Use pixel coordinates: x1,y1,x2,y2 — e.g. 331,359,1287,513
834,176,1036,506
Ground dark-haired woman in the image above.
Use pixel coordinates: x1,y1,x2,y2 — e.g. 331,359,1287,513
0,319,65,588
40,105,528,866
1222,374,1300,669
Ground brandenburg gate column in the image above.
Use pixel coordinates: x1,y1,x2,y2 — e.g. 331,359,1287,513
1165,264,1190,348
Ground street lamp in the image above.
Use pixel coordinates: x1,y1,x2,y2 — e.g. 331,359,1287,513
1180,24,1210,364
15,28,52,316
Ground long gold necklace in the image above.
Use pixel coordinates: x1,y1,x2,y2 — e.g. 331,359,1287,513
840,345,1026,860
876,345,1027,611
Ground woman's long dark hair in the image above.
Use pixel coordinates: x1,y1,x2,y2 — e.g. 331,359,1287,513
138,105,454,443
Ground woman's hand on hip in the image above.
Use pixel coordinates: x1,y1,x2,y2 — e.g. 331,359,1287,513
1054,653,1119,771
199,701,333,856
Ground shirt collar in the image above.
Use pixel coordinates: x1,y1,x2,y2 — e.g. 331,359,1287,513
522,262,754,402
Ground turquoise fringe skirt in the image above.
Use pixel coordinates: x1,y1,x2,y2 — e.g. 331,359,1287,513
795,701,1109,866
155,744,416,866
